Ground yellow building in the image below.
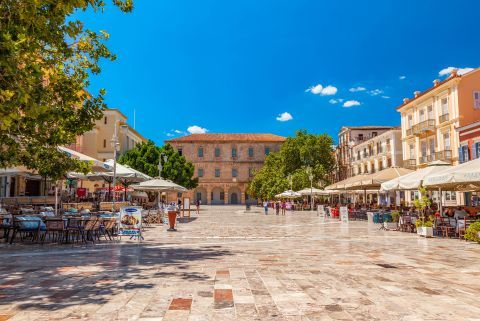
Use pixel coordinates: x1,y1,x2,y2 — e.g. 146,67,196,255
70,108,147,162
397,68,480,205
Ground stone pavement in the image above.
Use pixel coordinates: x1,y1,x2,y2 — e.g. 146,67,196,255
1,206,480,321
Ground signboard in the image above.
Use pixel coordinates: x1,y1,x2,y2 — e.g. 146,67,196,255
317,205,325,219
182,197,191,219
119,206,142,236
340,206,349,223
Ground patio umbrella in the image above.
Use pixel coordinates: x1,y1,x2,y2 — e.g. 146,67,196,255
423,158,480,191
102,160,152,201
132,177,188,209
353,167,413,190
275,190,302,199
380,161,451,191
296,187,327,195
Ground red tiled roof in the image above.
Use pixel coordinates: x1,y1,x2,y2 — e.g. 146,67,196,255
166,133,286,143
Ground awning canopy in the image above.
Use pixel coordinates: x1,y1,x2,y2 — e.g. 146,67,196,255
296,187,329,195
381,161,451,191
423,158,480,191
351,167,413,190
275,190,302,198
132,177,187,192
58,146,112,172
325,174,370,190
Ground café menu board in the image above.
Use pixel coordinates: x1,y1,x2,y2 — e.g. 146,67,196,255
119,206,143,236
340,206,349,223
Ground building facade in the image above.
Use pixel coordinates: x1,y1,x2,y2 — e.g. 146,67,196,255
167,134,285,205
334,126,396,181
69,108,147,161
350,128,403,176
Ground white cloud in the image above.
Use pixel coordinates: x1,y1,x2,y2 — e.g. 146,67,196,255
439,66,474,77
343,100,361,108
174,129,184,134
329,99,339,104
338,98,344,102
166,133,174,137
381,95,390,99
306,84,338,96
349,86,366,92
187,125,208,134
399,75,406,80
276,112,293,122
368,89,383,96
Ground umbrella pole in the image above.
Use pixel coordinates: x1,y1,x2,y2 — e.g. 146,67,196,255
438,187,442,216
54,182,58,216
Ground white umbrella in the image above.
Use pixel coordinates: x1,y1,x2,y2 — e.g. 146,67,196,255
132,177,188,209
58,146,112,172
103,160,151,181
275,190,302,199
380,161,451,191
296,187,327,195
423,158,480,191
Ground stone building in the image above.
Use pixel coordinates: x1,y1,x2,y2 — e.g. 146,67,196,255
166,133,286,205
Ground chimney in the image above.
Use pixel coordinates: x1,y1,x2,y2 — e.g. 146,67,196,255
414,91,421,98
433,79,440,86
403,98,409,104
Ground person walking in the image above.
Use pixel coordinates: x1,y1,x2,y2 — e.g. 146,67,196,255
195,199,201,215
275,201,280,215
281,200,286,215
263,200,269,215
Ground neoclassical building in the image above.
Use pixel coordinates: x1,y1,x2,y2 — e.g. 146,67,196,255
166,133,285,204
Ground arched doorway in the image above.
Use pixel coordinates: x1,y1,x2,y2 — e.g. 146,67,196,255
211,187,225,205
228,186,242,204
194,187,208,205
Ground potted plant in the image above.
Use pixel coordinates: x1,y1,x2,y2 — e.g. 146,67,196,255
384,210,400,230
413,187,433,237
465,221,480,243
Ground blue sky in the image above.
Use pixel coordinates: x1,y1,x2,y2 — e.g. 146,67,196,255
77,0,480,144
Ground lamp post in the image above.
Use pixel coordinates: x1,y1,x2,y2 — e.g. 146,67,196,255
111,120,120,212
157,152,168,207
306,166,314,211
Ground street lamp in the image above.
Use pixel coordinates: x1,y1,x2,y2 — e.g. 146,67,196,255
158,152,168,178
306,166,314,211
287,174,293,191
111,120,120,211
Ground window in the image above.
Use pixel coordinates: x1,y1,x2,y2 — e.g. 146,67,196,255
215,147,221,157
427,105,433,119
177,148,183,156
220,192,225,200
372,132,378,137
419,109,425,122
198,147,204,157
407,115,413,128
409,144,415,159
248,147,254,157
248,168,254,177
429,138,435,155
215,168,220,177
474,142,480,159
459,145,470,163
232,168,238,177
357,151,360,160
231,148,237,158
445,191,456,201
104,117,107,125
198,169,204,177
441,98,448,115
443,132,451,150
421,141,427,157
265,147,270,155
358,134,364,141
474,92,480,109
103,139,107,148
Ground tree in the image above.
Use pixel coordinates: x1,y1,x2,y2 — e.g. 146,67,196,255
248,130,335,199
118,141,198,190
0,0,133,178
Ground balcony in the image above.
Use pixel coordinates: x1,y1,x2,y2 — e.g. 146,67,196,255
419,155,429,164
403,159,417,169
412,119,436,135
406,127,414,136
435,150,452,162
439,113,449,124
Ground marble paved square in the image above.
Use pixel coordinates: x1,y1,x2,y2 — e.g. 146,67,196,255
1,206,480,321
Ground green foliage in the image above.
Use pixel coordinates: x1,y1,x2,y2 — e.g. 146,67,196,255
465,221,480,243
0,0,133,179
118,141,198,189
391,210,400,223
415,218,434,228
248,130,335,199
413,187,432,213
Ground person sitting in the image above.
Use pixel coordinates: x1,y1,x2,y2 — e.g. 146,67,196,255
454,207,467,220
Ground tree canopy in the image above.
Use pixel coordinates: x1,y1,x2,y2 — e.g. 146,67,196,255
0,0,133,179
118,141,198,190
248,130,335,199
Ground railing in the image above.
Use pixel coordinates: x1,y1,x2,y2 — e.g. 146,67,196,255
439,113,449,124
406,127,414,136
403,159,417,169
412,119,436,135
435,150,452,162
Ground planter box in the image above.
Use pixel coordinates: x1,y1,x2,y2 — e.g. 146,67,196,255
417,226,433,238
383,222,398,230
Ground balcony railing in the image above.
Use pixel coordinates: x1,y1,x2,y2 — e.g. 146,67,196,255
412,119,436,135
435,150,452,162
403,159,417,169
406,127,414,136
439,113,449,124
